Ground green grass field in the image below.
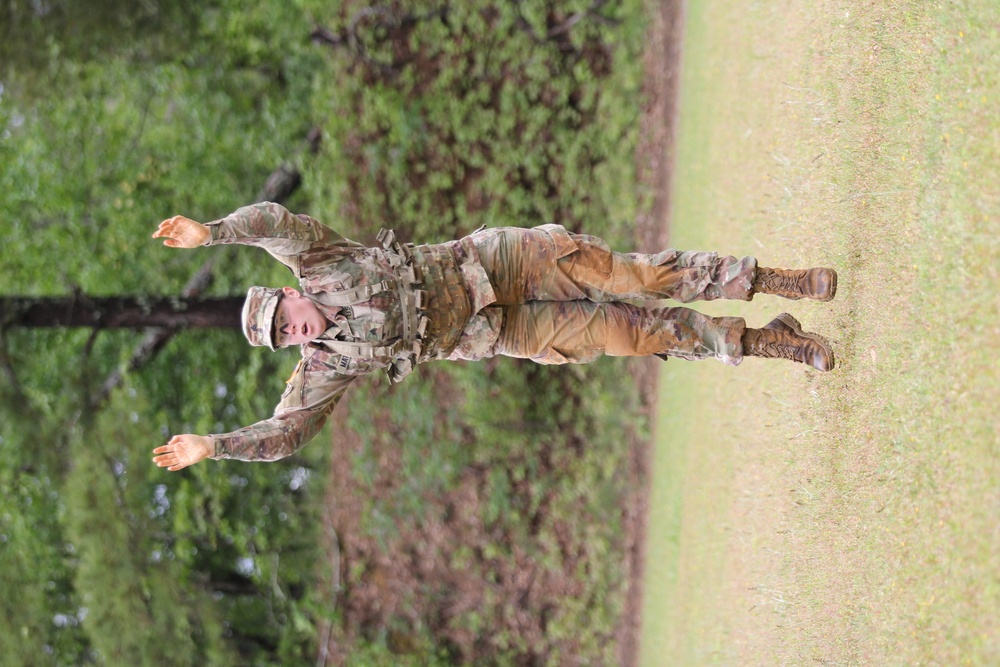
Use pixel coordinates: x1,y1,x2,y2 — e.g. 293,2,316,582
640,0,1000,664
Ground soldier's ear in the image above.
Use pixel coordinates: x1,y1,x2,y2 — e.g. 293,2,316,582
281,286,301,299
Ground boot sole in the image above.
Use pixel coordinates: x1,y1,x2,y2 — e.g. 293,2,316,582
816,269,838,302
774,313,836,371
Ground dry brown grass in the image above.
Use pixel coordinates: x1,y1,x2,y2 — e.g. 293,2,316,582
642,0,1000,664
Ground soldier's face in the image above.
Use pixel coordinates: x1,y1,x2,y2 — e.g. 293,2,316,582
274,288,327,347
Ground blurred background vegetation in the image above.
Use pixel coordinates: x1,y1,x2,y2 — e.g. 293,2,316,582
1,0,649,664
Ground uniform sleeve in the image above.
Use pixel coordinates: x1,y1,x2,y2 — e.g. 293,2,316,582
203,202,363,267
209,352,358,462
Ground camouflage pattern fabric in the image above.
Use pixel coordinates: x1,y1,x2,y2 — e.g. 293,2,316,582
204,202,757,462
492,302,745,366
451,225,755,363
242,286,282,350
471,224,755,305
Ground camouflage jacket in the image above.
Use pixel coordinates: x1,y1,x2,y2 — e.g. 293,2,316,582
204,202,500,462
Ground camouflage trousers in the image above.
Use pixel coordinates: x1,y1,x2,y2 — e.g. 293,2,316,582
472,226,756,366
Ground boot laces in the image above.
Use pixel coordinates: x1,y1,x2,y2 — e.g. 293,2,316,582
761,270,803,294
753,341,799,361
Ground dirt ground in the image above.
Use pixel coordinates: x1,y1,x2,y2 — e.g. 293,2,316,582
619,0,685,664
316,2,684,663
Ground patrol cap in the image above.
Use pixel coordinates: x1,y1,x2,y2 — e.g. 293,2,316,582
242,286,282,350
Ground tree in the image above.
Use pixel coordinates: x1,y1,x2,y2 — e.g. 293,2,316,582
0,4,333,665
1,295,243,330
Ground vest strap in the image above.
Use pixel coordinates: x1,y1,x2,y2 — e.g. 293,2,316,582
319,338,405,359
320,278,397,307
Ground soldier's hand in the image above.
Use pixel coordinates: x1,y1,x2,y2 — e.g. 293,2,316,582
152,215,211,248
153,434,213,471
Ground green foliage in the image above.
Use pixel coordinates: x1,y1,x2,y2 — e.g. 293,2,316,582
306,0,646,244
0,1,201,80
63,393,234,666
331,357,644,663
165,436,330,666
458,361,637,662
2,0,650,664
1,4,329,665
342,636,454,667
0,470,89,665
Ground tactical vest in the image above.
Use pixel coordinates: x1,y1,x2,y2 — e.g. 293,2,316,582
301,229,474,384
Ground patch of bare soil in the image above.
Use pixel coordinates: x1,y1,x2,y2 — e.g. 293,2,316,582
316,369,612,665
617,1,685,665
315,2,684,663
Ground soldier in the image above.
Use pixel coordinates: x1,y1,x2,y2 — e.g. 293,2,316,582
151,202,836,471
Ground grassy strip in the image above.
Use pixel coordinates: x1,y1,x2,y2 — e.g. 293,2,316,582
642,0,999,664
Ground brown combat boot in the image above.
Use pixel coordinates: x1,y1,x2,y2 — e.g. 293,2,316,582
752,267,838,301
742,313,835,371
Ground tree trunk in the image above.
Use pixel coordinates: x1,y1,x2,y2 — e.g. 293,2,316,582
2,295,244,329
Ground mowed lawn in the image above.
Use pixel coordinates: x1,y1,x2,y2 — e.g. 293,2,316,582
640,1,999,665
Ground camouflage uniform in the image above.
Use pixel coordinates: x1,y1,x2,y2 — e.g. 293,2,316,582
206,203,756,462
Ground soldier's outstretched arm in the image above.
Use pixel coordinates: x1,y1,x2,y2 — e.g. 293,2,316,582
152,203,361,268
151,402,335,471
152,358,357,468
200,202,362,260
152,215,211,248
